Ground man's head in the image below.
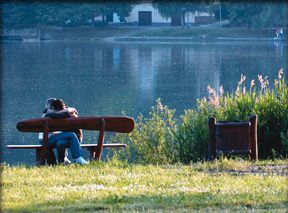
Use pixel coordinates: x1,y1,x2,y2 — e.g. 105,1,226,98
46,98,57,109
51,99,65,111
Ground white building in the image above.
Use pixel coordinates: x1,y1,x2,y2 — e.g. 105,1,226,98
99,2,215,26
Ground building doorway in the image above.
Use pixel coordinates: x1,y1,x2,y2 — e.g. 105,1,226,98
138,11,152,26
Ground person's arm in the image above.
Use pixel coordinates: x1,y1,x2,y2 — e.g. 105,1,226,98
45,111,70,118
74,129,83,143
67,107,78,115
51,107,78,117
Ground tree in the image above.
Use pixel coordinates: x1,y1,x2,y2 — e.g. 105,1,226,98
97,2,134,23
153,1,203,27
207,1,288,29
1,1,135,27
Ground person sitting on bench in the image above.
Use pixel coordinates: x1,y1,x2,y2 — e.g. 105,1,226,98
39,98,88,165
40,98,83,164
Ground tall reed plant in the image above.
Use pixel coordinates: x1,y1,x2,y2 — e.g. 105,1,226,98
111,69,288,164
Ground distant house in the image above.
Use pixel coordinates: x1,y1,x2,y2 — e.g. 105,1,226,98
95,2,215,26
125,3,170,26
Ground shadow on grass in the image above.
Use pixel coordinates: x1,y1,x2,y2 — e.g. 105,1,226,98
5,192,287,212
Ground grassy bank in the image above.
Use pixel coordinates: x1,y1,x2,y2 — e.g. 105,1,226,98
2,159,288,212
38,25,273,41
130,27,272,39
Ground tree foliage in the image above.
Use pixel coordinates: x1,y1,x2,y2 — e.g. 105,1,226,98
1,1,287,29
209,1,288,28
1,1,134,27
152,1,203,27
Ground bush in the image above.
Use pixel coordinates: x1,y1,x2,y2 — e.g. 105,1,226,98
172,104,210,163
111,99,178,164
111,69,288,164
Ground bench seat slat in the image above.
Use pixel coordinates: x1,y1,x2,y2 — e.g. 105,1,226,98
82,144,127,148
7,143,127,149
7,145,42,149
216,149,251,154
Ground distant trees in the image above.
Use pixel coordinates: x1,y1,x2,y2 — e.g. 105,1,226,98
1,1,134,27
1,1,287,29
153,1,288,29
209,1,288,28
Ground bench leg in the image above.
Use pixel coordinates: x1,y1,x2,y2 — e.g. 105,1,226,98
208,117,216,160
94,118,106,161
36,148,57,165
36,148,45,165
249,115,258,161
46,149,57,165
87,147,97,161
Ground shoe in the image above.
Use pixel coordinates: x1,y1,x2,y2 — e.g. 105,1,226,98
73,156,89,165
64,156,71,165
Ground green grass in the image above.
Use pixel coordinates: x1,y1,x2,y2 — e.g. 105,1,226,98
38,25,272,40
132,27,271,38
2,159,288,212
40,26,137,40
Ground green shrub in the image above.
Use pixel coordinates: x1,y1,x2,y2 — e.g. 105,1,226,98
203,70,288,159
254,70,288,157
111,69,287,164
111,99,178,164
170,97,214,163
281,130,288,157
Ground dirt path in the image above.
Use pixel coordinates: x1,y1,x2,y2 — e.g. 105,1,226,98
103,26,166,40
207,164,288,176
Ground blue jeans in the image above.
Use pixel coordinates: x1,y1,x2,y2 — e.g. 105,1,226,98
48,132,82,160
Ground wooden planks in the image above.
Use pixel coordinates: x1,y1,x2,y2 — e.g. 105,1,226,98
16,116,135,133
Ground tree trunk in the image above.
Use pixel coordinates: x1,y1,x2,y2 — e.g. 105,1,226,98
181,12,185,28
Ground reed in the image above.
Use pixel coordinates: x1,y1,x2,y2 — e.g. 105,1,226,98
112,69,288,163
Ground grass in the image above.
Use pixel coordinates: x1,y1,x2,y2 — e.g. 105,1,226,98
40,26,137,40
132,27,271,38
37,25,272,41
1,159,288,212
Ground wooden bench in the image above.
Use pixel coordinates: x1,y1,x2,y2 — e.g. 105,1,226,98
7,116,134,165
208,115,258,160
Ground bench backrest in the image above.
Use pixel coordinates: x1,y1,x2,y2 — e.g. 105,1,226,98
16,116,135,133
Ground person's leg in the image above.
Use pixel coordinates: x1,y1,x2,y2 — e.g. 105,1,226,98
64,149,71,164
56,140,68,163
48,132,81,159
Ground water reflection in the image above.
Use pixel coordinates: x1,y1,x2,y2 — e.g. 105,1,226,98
1,41,287,165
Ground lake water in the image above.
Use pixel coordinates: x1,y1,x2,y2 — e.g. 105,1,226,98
1,40,287,165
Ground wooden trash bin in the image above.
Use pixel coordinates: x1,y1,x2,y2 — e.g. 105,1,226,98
208,115,258,160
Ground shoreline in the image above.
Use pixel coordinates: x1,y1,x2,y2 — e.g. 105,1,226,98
111,36,286,42
1,36,286,43
1,25,286,43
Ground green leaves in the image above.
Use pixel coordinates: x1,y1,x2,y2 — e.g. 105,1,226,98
1,2,134,27
111,70,287,163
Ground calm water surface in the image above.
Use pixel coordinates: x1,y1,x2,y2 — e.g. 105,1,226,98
1,40,287,165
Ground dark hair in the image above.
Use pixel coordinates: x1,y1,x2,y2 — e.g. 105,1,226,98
51,99,65,111
46,98,57,109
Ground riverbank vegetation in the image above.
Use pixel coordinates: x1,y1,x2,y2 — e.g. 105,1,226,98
37,26,275,41
2,158,287,212
111,69,288,163
129,26,273,39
